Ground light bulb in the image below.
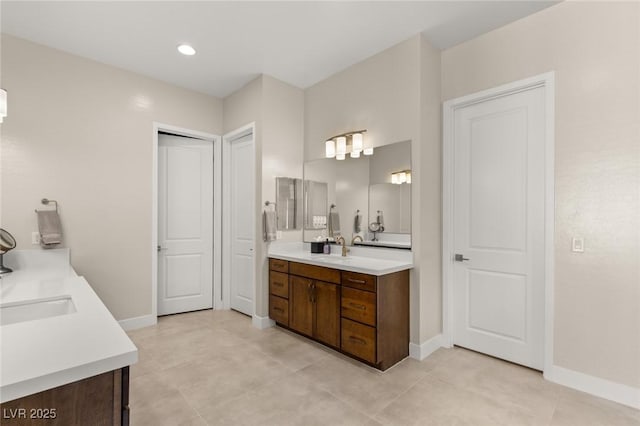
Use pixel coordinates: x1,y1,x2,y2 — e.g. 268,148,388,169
352,133,363,152
399,172,407,183
177,44,196,56
336,153,345,160
336,136,347,155
391,173,398,184
0,89,7,123
325,140,335,158
363,147,374,156
350,150,360,158
406,172,411,184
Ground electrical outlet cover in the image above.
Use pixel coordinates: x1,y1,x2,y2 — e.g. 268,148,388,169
571,237,584,253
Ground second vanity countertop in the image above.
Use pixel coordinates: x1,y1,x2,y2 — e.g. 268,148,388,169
267,242,413,276
0,249,138,403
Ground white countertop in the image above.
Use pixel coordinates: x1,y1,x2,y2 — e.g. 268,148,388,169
0,249,138,403
268,242,413,276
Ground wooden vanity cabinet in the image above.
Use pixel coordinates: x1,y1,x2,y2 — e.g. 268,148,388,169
288,267,340,348
0,367,130,426
268,258,409,370
269,259,290,326
341,269,410,370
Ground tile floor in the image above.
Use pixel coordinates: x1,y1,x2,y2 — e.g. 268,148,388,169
126,310,640,426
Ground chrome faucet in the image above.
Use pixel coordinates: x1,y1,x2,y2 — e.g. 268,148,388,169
351,235,363,245
336,236,349,257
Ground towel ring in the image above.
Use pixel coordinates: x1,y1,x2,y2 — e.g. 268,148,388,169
35,198,58,213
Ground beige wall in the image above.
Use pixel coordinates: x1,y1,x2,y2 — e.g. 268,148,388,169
418,37,442,343
442,2,640,388
305,35,442,345
224,75,304,319
0,35,223,320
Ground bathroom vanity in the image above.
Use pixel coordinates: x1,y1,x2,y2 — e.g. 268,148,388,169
0,249,137,425
268,243,412,370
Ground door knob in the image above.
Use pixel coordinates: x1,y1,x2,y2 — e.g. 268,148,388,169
157,245,167,252
454,254,469,262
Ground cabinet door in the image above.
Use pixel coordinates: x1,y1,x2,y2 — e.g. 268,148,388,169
313,280,340,348
289,275,313,337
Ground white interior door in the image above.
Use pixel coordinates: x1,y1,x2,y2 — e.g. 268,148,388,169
158,133,213,316
228,132,255,316
452,86,545,369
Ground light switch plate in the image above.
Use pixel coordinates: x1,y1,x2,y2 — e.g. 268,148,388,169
572,237,584,253
32,231,40,245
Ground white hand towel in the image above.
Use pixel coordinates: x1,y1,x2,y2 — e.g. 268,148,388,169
263,210,277,242
37,210,63,247
354,213,362,233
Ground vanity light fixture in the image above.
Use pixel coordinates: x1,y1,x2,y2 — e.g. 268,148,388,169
0,89,7,123
177,44,196,56
391,170,411,184
324,129,372,160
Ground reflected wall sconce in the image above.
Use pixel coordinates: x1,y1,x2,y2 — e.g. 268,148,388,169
391,170,411,184
325,130,372,160
0,89,7,123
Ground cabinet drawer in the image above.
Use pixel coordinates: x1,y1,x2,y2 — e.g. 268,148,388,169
341,287,376,327
269,295,289,326
269,271,289,298
341,271,376,292
269,258,289,273
341,318,376,364
290,262,340,284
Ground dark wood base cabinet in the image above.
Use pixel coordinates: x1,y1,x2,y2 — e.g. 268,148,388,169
1,367,130,426
269,258,409,371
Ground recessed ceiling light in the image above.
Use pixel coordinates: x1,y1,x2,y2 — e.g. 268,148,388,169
177,44,196,56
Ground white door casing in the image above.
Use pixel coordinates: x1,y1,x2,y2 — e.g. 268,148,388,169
443,73,555,371
158,134,213,315
223,124,255,316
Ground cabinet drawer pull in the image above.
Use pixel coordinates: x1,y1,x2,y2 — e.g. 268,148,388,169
347,278,366,284
273,281,284,287
272,307,284,313
348,336,367,345
349,303,366,310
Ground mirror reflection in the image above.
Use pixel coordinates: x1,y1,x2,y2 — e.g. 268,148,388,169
275,177,303,230
303,140,411,249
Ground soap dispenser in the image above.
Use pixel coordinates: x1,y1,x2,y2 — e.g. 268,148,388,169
323,238,330,254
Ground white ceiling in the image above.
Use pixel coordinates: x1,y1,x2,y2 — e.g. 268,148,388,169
1,1,557,98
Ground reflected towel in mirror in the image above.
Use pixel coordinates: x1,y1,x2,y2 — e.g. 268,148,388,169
329,211,341,237
354,212,362,233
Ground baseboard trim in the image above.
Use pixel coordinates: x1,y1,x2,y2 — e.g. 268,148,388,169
544,365,640,409
118,314,157,331
409,334,445,361
252,314,275,330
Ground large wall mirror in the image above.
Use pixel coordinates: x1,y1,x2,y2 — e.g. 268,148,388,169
303,140,411,249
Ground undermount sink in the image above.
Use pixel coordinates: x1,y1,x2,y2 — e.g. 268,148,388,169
322,256,352,262
0,296,77,326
